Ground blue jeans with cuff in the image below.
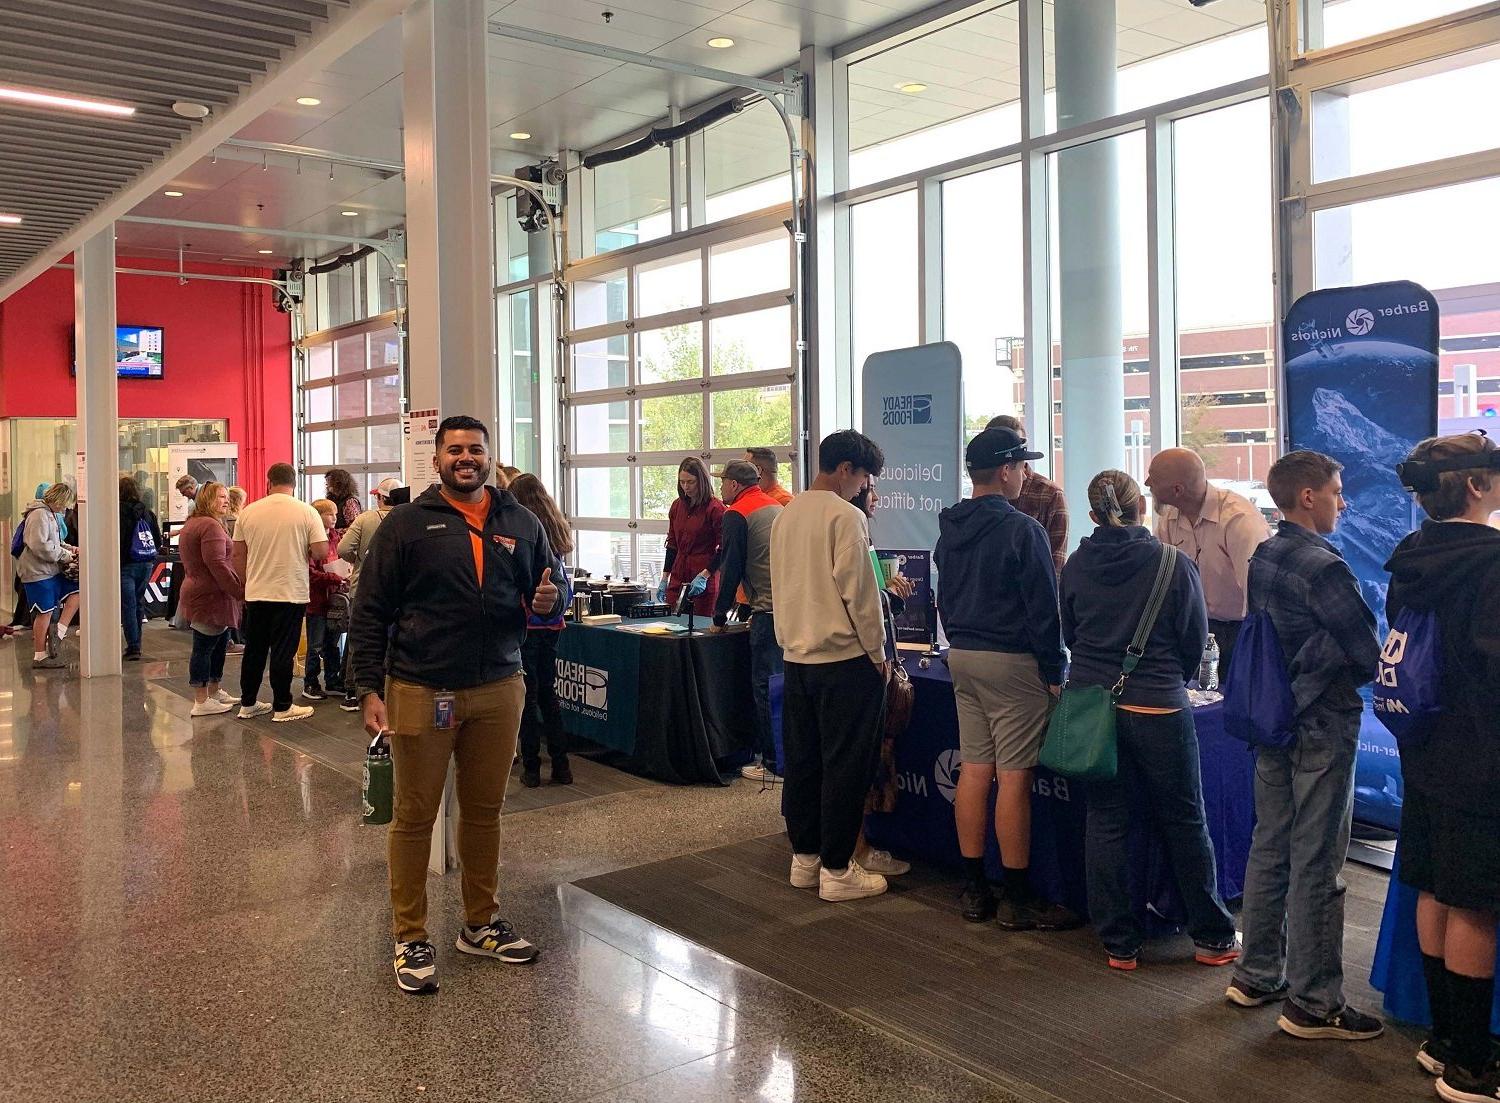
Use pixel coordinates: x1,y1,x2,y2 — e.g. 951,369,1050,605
1233,704,1359,1016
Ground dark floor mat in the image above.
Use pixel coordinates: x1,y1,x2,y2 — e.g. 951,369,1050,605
577,834,1425,1103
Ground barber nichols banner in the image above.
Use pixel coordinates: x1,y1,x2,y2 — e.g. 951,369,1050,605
1283,280,1438,631
1283,280,1438,837
861,343,963,553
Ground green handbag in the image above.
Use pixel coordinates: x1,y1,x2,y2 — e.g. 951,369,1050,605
1039,545,1179,780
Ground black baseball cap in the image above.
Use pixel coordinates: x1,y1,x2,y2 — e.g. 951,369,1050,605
965,426,1043,468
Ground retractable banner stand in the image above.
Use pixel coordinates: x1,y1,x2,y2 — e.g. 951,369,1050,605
860,343,963,553
1283,280,1438,838
1283,281,1438,626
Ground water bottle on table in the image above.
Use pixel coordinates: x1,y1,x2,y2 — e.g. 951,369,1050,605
1198,635,1220,692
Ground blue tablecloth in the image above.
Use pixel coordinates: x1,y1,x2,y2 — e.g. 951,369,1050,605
861,653,1256,926
1370,848,1500,1032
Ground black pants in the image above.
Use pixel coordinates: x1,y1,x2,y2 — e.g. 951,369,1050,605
239,601,305,711
1208,618,1241,682
519,631,567,768
165,557,184,622
781,656,886,870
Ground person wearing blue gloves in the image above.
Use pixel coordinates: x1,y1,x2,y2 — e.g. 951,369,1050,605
658,457,723,616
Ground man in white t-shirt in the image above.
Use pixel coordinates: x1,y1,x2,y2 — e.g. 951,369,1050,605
232,463,328,722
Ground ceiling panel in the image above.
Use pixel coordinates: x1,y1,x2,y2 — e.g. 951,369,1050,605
0,0,355,283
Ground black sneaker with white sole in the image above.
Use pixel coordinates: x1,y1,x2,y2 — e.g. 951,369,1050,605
1277,1001,1384,1041
1225,977,1290,1007
1421,1038,1459,1077
1438,1060,1500,1103
394,940,439,995
456,919,539,964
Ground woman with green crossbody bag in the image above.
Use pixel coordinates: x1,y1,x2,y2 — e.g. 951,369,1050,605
1054,470,1239,973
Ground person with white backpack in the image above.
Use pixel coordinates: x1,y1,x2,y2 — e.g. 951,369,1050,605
1383,432,1500,1103
118,475,164,661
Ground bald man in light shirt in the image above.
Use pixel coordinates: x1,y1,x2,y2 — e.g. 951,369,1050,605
1145,448,1270,679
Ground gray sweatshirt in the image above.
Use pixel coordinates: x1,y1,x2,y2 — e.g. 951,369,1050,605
17,500,71,583
337,506,390,591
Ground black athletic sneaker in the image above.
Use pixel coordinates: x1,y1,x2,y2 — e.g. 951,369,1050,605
339,697,360,712
1438,1059,1500,1103
550,758,574,785
393,940,439,995
456,919,539,964
960,884,996,923
301,683,326,701
1225,977,1290,1007
1420,1038,1459,1076
995,895,1083,932
1277,1001,1384,1041
521,766,542,789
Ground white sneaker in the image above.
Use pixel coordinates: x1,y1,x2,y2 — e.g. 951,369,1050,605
741,761,780,783
790,853,821,889
859,848,911,877
818,859,888,902
189,699,234,717
215,689,237,704
273,704,315,723
238,702,272,719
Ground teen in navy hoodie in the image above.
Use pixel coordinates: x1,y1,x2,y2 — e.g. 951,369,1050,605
936,427,1074,933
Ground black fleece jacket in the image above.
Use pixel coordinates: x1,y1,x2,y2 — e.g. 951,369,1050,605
1061,525,1208,710
350,484,556,695
1385,519,1500,815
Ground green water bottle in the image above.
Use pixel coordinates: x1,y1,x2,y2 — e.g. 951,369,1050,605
362,731,393,826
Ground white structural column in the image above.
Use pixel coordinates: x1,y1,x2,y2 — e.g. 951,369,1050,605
74,228,123,678
802,44,852,453
1055,0,1125,528
403,0,497,427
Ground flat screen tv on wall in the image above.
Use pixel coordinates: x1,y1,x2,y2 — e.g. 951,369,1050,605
71,325,165,378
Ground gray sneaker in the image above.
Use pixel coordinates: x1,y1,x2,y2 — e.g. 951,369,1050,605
456,919,539,964
31,654,67,670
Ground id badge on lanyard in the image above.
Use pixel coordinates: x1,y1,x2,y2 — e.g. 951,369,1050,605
434,692,457,731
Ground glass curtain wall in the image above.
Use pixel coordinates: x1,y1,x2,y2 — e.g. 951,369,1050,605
1283,1,1500,435
840,0,1275,522
298,315,404,502
562,215,798,580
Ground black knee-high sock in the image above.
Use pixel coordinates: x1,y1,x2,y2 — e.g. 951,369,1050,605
964,856,988,891
1445,969,1496,1074
1422,954,1452,1043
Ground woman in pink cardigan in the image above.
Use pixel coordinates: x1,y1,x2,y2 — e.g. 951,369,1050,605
179,482,244,717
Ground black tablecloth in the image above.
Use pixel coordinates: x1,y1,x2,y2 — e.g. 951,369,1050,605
554,616,754,785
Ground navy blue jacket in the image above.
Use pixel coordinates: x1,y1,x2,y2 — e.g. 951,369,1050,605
1061,525,1208,710
935,495,1065,685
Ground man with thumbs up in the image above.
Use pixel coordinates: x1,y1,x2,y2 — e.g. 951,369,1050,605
351,415,562,996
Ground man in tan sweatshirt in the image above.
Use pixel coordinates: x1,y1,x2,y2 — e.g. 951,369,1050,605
770,429,891,903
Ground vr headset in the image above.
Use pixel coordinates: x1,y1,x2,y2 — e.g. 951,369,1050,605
1396,431,1500,493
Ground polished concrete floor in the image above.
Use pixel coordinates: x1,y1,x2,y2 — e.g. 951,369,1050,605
1,623,1018,1103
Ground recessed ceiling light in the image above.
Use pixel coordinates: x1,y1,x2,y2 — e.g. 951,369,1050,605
0,84,134,117
172,101,210,119
257,249,274,254
296,96,322,106
0,214,22,225
341,210,359,217
164,190,184,197
509,131,532,141
897,81,927,94
707,36,734,48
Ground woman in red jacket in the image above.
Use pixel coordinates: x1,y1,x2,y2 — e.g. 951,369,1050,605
658,457,724,617
179,482,244,717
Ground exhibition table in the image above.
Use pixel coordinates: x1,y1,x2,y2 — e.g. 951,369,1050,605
554,616,754,785
1370,851,1500,1032
863,653,1256,926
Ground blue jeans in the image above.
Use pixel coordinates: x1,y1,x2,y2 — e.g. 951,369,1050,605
304,615,343,688
120,561,152,652
189,628,230,687
1234,704,1359,1016
1085,708,1237,958
749,612,784,767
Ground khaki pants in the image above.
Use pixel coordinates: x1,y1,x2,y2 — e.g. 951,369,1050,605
386,673,526,944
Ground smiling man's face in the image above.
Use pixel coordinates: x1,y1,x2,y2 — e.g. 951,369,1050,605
436,429,492,495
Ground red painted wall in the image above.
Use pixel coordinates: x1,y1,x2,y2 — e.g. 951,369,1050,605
0,256,294,487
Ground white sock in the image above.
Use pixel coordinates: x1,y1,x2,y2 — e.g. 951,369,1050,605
56,625,68,639
33,652,46,661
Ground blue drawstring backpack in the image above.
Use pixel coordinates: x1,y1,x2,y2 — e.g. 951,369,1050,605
1372,607,1442,748
1223,609,1297,749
